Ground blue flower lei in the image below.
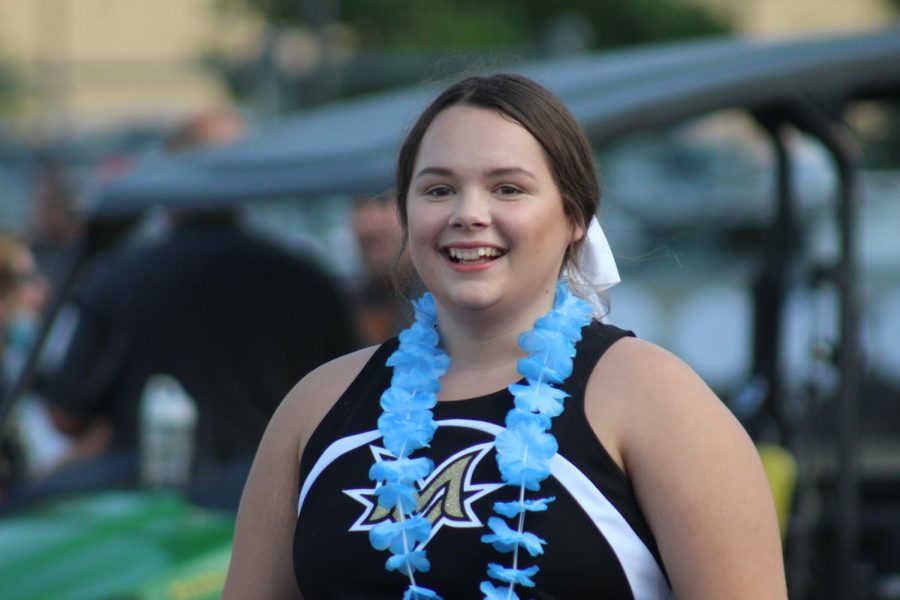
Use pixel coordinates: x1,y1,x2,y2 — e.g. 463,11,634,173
369,281,593,600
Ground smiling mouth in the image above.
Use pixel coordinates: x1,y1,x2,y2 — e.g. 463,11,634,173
445,246,506,265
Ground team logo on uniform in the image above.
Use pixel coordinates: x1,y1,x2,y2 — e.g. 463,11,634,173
344,442,503,545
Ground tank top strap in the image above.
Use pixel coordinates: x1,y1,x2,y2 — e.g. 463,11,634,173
341,337,398,403
564,321,635,400
299,337,399,484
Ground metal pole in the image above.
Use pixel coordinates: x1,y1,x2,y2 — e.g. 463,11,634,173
833,126,862,600
795,100,862,599
783,96,861,598
752,114,795,443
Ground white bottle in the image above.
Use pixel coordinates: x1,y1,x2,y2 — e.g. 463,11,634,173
139,374,198,489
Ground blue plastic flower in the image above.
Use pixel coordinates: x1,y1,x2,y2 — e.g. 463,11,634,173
378,407,436,431
480,517,546,557
387,348,450,376
380,387,438,413
479,580,521,600
393,338,437,358
386,321,450,373
399,321,439,346
369,515,432,553
372,482,418,513
509,381,568,417
378,407,435,428
390,369,442,394
504,408,551,431
552,282,593,321
487,563,539,587
411,293,439,323
493,496,555,518
516,355,571,384
534,309,584,341
403,585,443,600
494,420,558,490
518,327,576,360
386,550,431,575
378,412,438,457
369,457,434,484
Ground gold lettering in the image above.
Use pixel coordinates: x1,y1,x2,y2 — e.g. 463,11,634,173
364,452,476,526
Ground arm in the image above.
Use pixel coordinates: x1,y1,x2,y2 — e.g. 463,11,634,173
38,294,128,438
586,338,787,599
46,404,92,436
223,346,378,599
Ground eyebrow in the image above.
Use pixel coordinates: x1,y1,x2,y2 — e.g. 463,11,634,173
414,166,537,180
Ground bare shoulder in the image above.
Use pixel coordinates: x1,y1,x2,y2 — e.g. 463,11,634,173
584,337,725,470
586,335,756,483
223,344,381,599
586,337,787,598
589,335,713,402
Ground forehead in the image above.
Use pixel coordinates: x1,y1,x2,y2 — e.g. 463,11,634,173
414,105,550,174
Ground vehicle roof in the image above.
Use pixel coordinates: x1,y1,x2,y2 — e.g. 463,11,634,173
90,27,900,221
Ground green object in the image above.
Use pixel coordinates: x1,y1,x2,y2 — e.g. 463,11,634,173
758,443,798,542
0,491,234,600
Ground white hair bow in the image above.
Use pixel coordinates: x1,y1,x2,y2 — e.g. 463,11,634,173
567,215,619,288
562,216,620,312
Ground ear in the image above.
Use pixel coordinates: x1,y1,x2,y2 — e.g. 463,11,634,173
571,222,586,244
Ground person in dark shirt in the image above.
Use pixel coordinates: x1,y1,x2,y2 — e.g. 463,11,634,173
36,209,357,507
2,109,356,513
41,211,356,465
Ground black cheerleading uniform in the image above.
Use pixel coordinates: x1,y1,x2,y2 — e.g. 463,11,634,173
293,322,672,600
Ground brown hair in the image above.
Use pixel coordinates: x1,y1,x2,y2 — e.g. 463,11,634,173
395,73,600,272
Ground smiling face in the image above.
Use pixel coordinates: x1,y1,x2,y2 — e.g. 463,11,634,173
406,105,583,320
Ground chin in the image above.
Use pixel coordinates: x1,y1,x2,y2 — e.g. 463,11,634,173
433,282,503,313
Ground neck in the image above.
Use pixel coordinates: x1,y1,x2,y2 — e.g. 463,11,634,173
439,317,522,370
432,289,557,394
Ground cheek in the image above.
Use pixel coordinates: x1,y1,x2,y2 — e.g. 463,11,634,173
505,208,568,244
406,202,445,244
404,208,441,273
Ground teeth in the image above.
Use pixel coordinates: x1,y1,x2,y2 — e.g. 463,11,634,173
448,247,501,261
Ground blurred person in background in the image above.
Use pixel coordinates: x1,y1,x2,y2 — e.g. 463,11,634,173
0,108,356,514
350,194,413,344
162,106,244,153
0,234,60,493
0,235,50,371
27,163,84,291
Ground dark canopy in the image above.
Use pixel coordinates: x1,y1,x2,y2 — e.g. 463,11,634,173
90,27,900,220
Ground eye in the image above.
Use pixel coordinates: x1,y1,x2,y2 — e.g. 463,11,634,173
495,184,524,196
424,185,453,198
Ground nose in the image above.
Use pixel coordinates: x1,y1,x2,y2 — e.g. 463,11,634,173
448,188,491,230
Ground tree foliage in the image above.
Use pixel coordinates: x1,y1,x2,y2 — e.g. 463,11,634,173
211,0,730,110
218,0,730,51
0,49,21,115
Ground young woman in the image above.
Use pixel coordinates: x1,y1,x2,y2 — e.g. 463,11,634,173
224,74,787,599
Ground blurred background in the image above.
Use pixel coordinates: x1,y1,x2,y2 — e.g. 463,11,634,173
0,1,899,599
0,0,894,200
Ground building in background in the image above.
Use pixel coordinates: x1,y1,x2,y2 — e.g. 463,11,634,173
697,0,894,36
0,0,897,132
0,0,263,130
